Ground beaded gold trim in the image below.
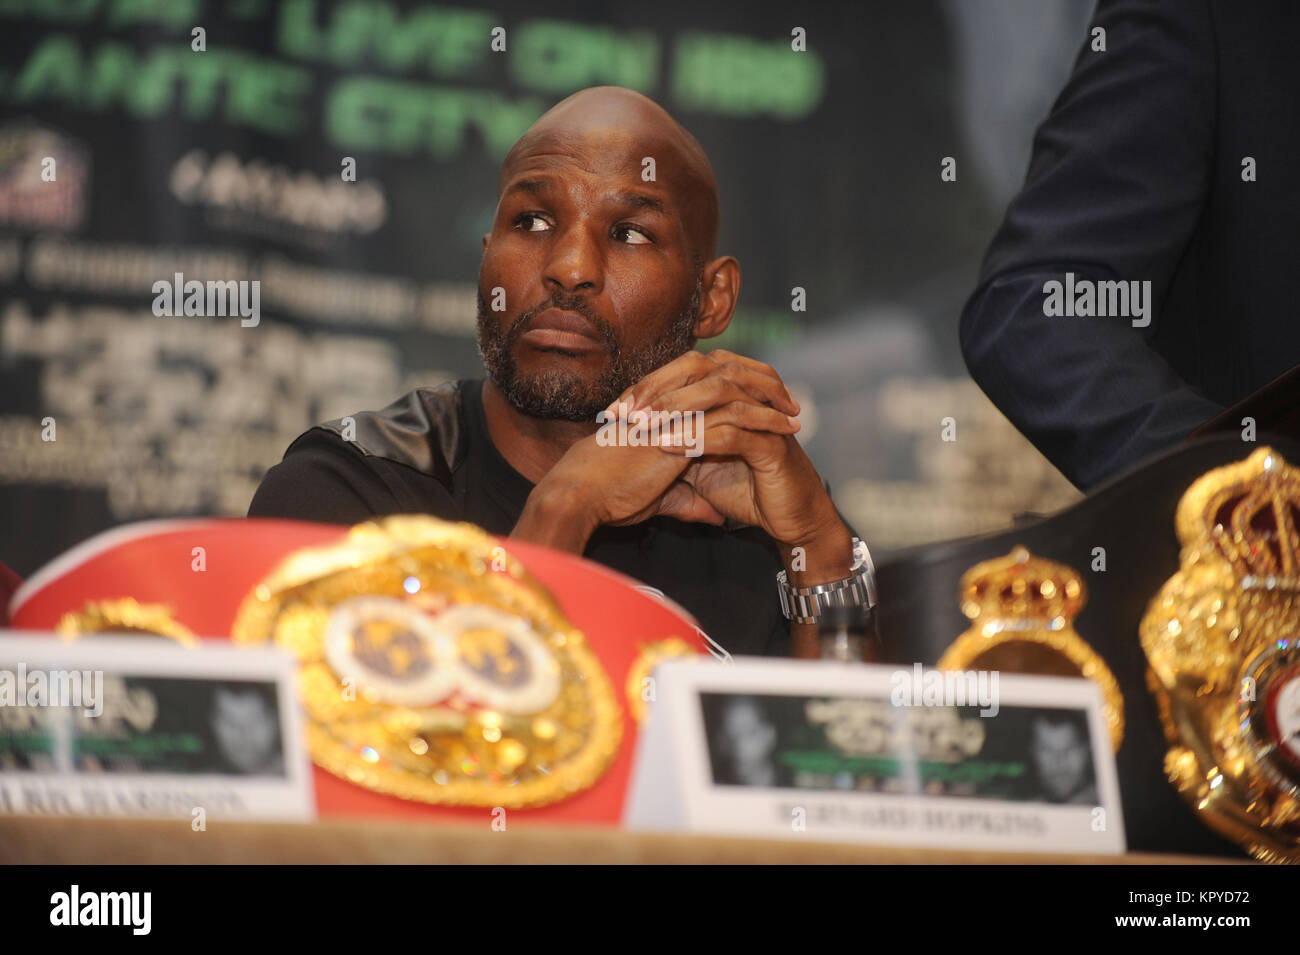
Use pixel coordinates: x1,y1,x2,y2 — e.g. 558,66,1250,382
56,598,198,646
625,638,697,723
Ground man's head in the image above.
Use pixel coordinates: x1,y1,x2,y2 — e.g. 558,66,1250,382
719,696,777,784
211,686,279,775
478,86,739,421
1030,714,1092,801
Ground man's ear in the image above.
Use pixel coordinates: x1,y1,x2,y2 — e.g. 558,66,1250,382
482,232,491,254
693,256,741,341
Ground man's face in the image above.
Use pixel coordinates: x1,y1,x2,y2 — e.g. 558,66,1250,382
212,688,278,774
478,127,703,421
1031,720,1089,800
724,699,777,765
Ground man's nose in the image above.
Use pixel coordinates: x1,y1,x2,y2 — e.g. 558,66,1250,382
543,224,603,295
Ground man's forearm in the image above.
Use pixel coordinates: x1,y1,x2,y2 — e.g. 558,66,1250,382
961,271,1224,489
509,482,598,554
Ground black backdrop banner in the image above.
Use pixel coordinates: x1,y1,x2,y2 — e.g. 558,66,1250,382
0,0,1076,580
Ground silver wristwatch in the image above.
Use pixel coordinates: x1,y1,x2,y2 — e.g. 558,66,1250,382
776,536,878,624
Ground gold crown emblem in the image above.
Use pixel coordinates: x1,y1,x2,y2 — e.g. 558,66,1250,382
959,547,1086,626
1149,447,1300,692
1142,446,1300,863
1176,445,1300,592
942,547,1124,751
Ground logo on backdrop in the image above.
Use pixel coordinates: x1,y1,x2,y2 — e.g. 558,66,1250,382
0,121,90,232
169,149,387,246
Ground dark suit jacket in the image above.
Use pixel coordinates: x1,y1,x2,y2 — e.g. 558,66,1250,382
961,0,1300,490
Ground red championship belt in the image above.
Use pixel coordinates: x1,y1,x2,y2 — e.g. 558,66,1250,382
7,516,713,825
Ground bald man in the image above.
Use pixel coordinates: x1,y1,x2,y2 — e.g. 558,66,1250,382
249,87,872,657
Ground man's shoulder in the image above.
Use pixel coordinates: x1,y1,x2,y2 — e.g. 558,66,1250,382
306,379,479,487
250,382,474,522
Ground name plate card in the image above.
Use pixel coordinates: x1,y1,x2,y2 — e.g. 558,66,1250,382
624,658,1125,855
0,632,314,822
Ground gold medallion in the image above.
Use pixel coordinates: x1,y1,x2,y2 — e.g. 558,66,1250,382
1141,446,1300,862
939,547,1125,751
231,515,622,809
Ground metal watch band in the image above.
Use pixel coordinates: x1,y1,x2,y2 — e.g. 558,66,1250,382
776,536,878,624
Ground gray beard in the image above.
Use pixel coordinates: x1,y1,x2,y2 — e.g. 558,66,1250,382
476,273,703,421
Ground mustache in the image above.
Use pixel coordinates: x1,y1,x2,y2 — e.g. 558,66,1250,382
508,293,621,351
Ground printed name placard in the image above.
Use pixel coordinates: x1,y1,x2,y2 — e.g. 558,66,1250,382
0,631,314,821
624,658,1125,854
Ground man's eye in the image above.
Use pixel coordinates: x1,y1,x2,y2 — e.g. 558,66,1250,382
613,224,652,245
516,213,552,233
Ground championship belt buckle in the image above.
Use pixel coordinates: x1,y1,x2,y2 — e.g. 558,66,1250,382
939,547,1125,752
230,515,622,809
1141,447,1300,863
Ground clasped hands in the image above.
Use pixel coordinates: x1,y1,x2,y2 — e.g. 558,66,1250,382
511,349,853,586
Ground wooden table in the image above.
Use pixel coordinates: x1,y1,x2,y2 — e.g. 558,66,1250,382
0,814,1231,864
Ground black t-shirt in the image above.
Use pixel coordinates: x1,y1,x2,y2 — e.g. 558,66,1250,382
248,379,791,657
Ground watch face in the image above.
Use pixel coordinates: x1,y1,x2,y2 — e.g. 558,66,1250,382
851,538,879,603
1240,642,1300,794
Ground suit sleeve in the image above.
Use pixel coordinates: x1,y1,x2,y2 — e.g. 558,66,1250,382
247,428,441,525
960,0,1224,490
